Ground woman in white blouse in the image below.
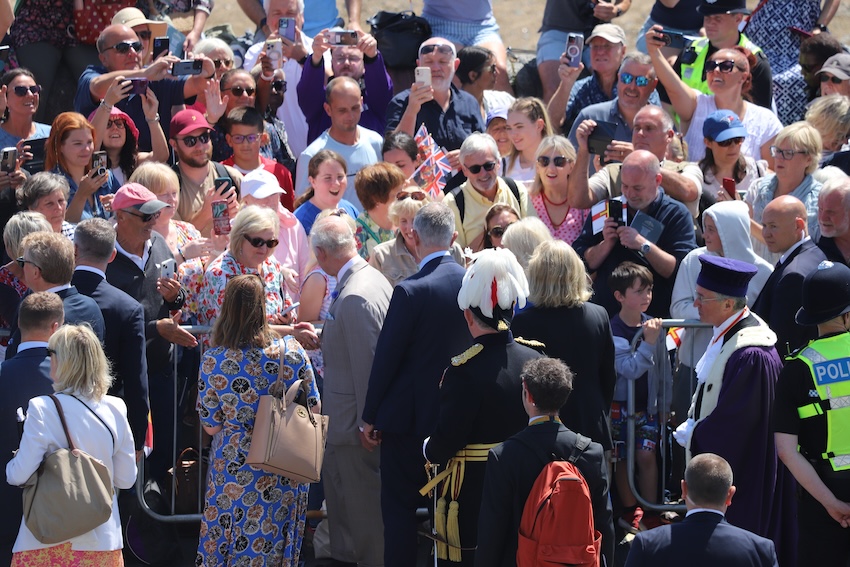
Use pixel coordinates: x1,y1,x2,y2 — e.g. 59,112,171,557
6,324,136,566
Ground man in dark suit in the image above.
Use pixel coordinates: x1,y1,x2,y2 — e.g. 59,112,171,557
625,453,779,567
361,202,472,567
72,218,149,458
6,231,105,359
476,357,614,567
753,195,827,357
0,292,63,564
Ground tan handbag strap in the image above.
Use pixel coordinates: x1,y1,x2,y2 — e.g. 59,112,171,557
284,380,318,426
47,394,77,452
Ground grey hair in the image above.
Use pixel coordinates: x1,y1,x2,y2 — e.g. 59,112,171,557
716,293,747,310
263,0,304,16
17,171,70,210
193,37,234,59
818,170,850,209
3,211,52,259
75,218,116,263
459,132,500,166
413,202,455,249
310,216,357,258
620,51,655,77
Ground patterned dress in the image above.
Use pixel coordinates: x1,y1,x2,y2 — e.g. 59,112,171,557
197,337,320,567
354,212,394,262
530,193,589,244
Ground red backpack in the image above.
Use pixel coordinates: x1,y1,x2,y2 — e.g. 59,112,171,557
516,434,602,567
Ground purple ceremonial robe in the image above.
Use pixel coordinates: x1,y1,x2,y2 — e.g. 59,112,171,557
691,345,798,566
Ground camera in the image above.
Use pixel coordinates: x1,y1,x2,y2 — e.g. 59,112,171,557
328,30,358,46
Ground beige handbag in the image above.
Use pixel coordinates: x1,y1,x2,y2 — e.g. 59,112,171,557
22,395,114,544
246,347,328,483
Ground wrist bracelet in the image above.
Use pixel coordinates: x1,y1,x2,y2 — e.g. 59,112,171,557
100,100,113,110
145,113,160,123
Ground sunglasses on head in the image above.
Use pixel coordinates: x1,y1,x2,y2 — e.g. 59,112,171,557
13,84,42,96
619,72,651,87
271,79,287,93
104,40,143,54
466,161,497,174
705,60,741,73
15,256,39,269
125,210,161,223
488,223,514,239
46,347,56,357
213,58,233,69
230,133,261,144
819,74,845,84
419,43,455,57
136,30,152,40
178,132,211,147
222,85,256,97
715,137,744,147
107,118,126,129
537,155,570,168
396,190,427,201
243,234,279,249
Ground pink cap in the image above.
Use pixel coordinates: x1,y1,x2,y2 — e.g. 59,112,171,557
112,183,169,214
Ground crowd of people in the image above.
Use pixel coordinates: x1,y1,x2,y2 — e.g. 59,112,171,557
0,0,849,565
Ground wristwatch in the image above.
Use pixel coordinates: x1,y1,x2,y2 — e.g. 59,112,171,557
615,7,622,17
640,242,651,256
815,23,829,32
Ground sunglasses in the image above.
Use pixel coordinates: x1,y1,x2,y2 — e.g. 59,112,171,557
103,40,142,54
125,210,161,222
46,347,56,357
715,137,744,147
705,60,742,73
619,72,651,87
222,85,256,97
819,74,845,84
107,118,126,129
15,256,40,269
230,133,261,144
13,84,42,96
243,234,279,249
213,58,233,69
770,146,807,160
537,155,570,168
178,132,211,147
419,43,455,57
488,223,514,239
466,161,497,174
271,79,287,93
136,30,152,40
396,190,428,201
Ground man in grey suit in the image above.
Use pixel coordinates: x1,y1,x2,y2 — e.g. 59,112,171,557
312,215,393,566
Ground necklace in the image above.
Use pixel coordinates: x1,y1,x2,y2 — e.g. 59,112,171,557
541,190,569,206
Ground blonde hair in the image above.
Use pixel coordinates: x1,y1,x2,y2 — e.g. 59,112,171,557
388,190,430,226
230,205,279,258
530,136,576,197
49,324,113,401
775,122,823,175
507,97,554,173
129,162,181,196
527,240,592,307
211,274,278,349
502,217,553,270
805,94,850,152
3,211,52,259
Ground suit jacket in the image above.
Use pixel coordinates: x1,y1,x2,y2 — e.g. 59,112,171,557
752,239,825,357
476,421,614,567
625,511,779,567
72,269,150,450
361,254,471,437
322,261,393,446
0,347,54,562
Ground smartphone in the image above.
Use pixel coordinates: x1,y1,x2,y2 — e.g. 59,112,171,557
414,66,431,86
129,78,149,95
328,30,358,46
21,137,46,175
160,258,176,280
153,36,169,60
91,151,108,177
265,39,284,69
565,33,584,68
214,177,232,197
0,147,16,173
278,17,296,42
281,302,300,316
722,177,737,199
171,59,203,76
657,30,686,50
607,198,626,226
212,199,231,235
587,121,617,156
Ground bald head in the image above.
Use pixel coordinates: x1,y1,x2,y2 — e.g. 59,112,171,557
325,76,361,104
97,24,143,71
761,195,808,255
684,453,735,510
620,150,662,211
623,149,661,175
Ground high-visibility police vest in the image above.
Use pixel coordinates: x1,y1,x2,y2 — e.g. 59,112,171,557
680,35,764,96
790,333,850,472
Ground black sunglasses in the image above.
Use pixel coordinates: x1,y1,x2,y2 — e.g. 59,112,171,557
705,60,742,73
46,347,56,357
536,155,570,168
271,79,287,93
243,234,279,249
124,210,161,222
488,223,514,239
107,118,126,129
819,74,845,84
13,85,42,96
136,30,152,40
222,85,256,97
103,40,143,54
466,161,497,174
396,190,428,201
716,137,744,147
212,58,233,69
16,256,40,269
177,132,211,147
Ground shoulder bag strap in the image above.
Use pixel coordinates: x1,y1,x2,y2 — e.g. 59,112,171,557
47,394,76,451
65,393,116,450
568,434,591,464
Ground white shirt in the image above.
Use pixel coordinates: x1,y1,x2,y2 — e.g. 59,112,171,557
115,239,152,271
336,255,364,284
16,341,48,353
419,250,451,270
779,235,810,265
695,307,749,384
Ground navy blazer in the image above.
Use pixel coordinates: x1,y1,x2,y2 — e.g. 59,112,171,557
0,347,54,562
625,511,778,567
361,255,471,437
72,269,149,450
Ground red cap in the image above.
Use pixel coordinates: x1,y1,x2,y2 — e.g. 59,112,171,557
169,109,212,139
112,183,169,214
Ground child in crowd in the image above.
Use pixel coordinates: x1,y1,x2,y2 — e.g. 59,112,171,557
293,150,358,235
608,261,672,533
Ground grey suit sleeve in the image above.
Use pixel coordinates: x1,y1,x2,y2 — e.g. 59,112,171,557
338,294,386,430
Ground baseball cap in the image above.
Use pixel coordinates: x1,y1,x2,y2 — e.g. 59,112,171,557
112,183,170,214
817,53,850,81
241,169,286,200
587,24,626,45
703,110,748,143
170,109,212,139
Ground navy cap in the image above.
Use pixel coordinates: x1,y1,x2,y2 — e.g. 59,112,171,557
703,110,748,143
796,261,850,325
697,255,757,297
697,0,751,16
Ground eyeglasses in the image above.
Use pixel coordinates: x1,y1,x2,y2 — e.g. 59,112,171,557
13,85,42,96
177,132,211,147
536,155,571,168
705,60,743,73
695,292,726,303
466,161,497,174
271,79,287,93
102,40,143,54
107,118,126,129
419,43,455,57
619,72,652,87
213,58,233,69
396,190,428,201
46,347,56,357
715,137,744,147
488,223,514,239
332,54,363,64
243,234,279,249
819,74,845,84
15,256,39,269
479,63,497,74
770,146,807,160
222,85,256,97
124,210,161,223
230,133,261,144
136,30,152,40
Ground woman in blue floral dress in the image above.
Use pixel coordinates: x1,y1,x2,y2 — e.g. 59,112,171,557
197,274,320,567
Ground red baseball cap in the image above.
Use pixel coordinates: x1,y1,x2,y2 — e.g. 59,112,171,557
112,183,170,214
169,109,212,139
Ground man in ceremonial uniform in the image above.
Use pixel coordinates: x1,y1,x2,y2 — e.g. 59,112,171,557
674,255,796,565
775,260,850,565
422,248,542,566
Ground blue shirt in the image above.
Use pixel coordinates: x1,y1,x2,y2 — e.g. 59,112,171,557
564,74,662,135
55,165,120,221
0,123,51,149
385,84,484,151
293,199,359,235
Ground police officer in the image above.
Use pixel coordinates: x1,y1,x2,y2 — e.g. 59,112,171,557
775,260,850,565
